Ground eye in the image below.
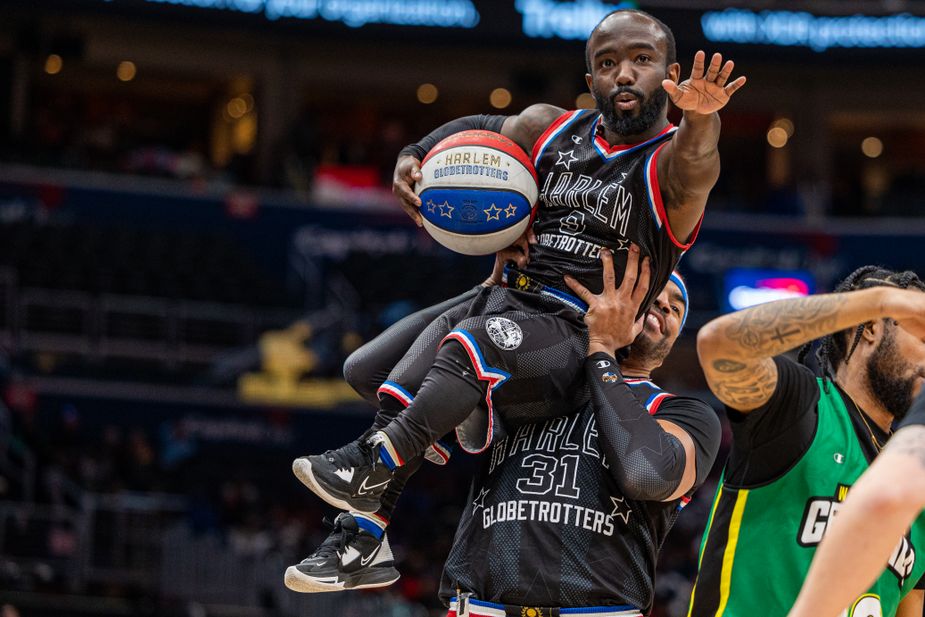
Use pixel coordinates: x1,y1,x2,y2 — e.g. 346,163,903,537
671,305,681,316
636,54,652,64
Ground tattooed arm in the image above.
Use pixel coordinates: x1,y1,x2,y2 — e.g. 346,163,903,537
788,421,925,617
696,287,925,412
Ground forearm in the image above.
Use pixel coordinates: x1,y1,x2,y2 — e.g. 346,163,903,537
699,288,892,363
587,353,686,501
400,114,507,160
789,445,925,617
667,111,721,198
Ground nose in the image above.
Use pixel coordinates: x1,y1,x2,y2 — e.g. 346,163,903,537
653,289,670,314
615,60,636,86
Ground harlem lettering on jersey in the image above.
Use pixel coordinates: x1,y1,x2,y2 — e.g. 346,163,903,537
798,484,917,587
522,109,695,305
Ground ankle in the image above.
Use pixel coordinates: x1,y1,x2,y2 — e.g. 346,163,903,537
369,431,403,470
351,512,388,539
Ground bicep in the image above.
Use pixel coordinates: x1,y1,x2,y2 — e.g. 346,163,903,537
699,355,779,413
501,104,566,154
656,420,697,501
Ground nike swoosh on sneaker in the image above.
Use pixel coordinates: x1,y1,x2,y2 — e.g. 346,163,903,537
340,546,361,567
356,477,391,495
359,544,381,567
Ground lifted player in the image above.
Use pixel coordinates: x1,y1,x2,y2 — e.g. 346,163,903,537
690,267,925,617
295,9,744,520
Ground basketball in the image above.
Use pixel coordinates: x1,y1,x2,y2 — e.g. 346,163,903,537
415,130,539,255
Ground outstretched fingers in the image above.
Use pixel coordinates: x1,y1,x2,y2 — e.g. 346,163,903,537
689,50,706,81
724,75,747,97
704,52,722,82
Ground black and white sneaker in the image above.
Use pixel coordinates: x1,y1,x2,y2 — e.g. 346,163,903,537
284,513,399,593
292,436,395,514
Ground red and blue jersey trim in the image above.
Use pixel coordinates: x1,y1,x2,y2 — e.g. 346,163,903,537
440,328,511,454
532,109,589,166
644,141,703,250
591,117,676,162
377,380,414,407
645,391,673,415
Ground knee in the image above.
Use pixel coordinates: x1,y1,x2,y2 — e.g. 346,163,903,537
342,347,380,405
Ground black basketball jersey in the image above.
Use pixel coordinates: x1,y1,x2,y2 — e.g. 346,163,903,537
439,378,687,613
521,110,698,307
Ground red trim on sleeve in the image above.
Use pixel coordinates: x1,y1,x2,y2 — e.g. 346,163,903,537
649,393,674,415
530,110,576,163
648,142,701,251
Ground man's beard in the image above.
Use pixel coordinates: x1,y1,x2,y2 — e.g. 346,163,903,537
632,329,672,368
866,327,921,422
594,85,668,137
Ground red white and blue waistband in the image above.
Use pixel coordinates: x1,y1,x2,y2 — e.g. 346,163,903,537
447,597,642,617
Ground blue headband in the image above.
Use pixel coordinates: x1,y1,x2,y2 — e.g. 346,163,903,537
668,271,689,331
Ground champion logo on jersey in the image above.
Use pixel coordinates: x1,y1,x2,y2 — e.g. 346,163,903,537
596,360,611,369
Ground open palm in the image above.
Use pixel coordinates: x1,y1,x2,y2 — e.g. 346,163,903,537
663,51,746,115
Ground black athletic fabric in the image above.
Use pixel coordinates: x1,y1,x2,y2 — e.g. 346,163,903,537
440,364,720,612
899,390,925,429
522,110,694,314
381,286,590,459
724,356,891,488
400,114,508,161
343,286,483,405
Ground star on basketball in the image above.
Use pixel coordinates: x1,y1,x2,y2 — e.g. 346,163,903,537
437,201,454,218
425,199,437,214
556,149,579,170
504,204,518,218
484,204,502,221
610,496,632,524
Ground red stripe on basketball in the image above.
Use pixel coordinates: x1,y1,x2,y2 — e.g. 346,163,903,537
422,130,537,183
531,110,575,163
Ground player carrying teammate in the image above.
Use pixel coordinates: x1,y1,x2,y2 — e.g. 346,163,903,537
789,390,925,617
689,266,925,617
295,9,744,524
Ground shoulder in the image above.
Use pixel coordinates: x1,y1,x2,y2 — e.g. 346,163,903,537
502,104,570,152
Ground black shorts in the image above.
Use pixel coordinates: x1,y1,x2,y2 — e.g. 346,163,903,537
381,286,590,454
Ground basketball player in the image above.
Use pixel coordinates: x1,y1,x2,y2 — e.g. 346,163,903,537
789,390,925,617
689,267,925,617
294,9,744,520
286,249,721,613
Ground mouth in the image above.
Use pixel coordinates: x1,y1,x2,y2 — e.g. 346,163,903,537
645,310,665,335
614,92,639,111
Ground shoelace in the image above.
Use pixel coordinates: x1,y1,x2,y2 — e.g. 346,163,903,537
304,516,357,562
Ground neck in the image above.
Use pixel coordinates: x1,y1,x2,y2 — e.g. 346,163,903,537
834,365,893,433
620,359,652,380
599,116,670,146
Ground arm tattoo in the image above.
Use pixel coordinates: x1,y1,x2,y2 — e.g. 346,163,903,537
886,426,925,471
708,357,778,408
722,294,849,357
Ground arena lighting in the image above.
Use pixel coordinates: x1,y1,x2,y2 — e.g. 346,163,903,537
702,9,925,52
767,127,788,148
489,88,512,109
724,269,814,312
416,83,438,104
133,0,480,28
575,92,595,109
44,54,63,75
771,117,795,138
117,60,137,81
517,0,636,39
862,137,884,158
227,97,248,118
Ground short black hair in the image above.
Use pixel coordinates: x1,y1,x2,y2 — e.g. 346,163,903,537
797,265,925,383
585,9,677,73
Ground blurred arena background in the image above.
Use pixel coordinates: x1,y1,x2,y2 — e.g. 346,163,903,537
0,1,924,615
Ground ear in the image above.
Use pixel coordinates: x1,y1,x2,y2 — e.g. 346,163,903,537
585,73,593,92
860,320,882,344
666,62,680,84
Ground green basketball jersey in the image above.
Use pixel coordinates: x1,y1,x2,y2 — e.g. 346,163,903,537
688,379,925,617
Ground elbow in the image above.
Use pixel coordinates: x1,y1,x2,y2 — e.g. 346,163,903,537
696,319,725,362
615,461,683,502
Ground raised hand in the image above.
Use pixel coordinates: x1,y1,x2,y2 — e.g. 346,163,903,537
662,51,746,115
391,155,424,227
564,245,651,355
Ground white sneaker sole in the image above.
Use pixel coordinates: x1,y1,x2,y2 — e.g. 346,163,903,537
283,565,400,593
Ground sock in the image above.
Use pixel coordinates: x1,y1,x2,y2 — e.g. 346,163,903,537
351,512,387,540
372,431,403,470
